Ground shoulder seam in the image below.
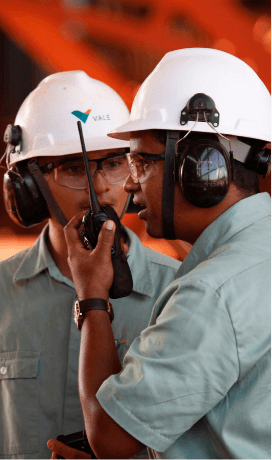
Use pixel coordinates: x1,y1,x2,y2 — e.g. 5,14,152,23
216,257,270,289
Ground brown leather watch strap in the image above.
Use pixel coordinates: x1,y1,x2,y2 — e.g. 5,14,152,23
74,298,114,331
78,298,109,313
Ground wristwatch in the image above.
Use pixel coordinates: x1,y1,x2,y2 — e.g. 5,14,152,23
74,298,114,331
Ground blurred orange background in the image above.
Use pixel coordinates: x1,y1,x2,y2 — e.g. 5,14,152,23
0,0,270,262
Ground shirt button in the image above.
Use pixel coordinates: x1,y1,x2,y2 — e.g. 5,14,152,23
0,366,7,375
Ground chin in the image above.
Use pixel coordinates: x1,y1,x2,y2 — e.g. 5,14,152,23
145,221,163,239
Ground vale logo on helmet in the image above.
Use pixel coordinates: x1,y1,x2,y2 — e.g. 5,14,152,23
71,109,111,123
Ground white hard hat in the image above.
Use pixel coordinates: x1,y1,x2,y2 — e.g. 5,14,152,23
109,48,271,144
9,70,129,166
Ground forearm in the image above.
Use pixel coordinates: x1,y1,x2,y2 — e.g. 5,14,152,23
78,309,145,459
79,309,120,453
79,308,121,404
66,219,145,457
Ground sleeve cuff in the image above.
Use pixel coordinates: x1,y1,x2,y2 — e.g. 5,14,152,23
96,379,174,453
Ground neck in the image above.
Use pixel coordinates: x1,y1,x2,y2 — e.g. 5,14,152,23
175,183,247,245
47,219,73,282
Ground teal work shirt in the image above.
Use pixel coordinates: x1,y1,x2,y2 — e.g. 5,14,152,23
0,225,180,459
97,193,271,459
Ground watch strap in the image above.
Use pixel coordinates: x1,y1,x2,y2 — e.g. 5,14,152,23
78,298,109,313
75,298,114,330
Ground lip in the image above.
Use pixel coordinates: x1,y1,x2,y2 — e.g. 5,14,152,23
133,199,146,208
138,207,148,219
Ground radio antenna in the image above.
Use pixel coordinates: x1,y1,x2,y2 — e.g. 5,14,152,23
77,121,101,214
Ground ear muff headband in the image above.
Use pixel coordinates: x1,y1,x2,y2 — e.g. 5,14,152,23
162,131,179,240
28,159,68,227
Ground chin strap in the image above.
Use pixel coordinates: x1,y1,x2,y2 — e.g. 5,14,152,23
162,131,179,240
28,159,69,227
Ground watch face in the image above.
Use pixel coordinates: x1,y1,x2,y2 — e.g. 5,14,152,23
74,301,83,330
107,302,114,323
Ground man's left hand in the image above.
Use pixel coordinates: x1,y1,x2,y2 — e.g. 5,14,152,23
64,212,116,300
47,439,91,459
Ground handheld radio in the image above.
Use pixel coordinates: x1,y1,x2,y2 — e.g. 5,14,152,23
56,431,95,459
77,121,133,299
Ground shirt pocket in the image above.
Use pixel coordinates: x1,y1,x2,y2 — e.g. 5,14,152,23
0,351,40,456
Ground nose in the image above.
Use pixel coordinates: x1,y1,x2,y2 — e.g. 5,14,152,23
123,174,141,194
88,170,110,195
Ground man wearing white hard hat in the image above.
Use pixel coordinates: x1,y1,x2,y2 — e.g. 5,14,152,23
51,49,271,459
0,70,180,459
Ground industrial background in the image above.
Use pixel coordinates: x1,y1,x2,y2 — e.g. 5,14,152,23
0,0,270,262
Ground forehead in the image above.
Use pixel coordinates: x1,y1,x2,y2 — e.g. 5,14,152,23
38,148,126,165
130,131,165,155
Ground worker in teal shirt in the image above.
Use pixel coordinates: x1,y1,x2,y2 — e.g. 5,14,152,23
49,49,271,459
0,71,180,459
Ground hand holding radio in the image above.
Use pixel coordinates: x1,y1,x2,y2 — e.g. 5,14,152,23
64,211,117,300
80,204,132,299
64,121,133,300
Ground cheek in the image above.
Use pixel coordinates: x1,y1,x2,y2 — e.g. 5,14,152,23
56,191,81,207
143,173,163,213
45,176,86,214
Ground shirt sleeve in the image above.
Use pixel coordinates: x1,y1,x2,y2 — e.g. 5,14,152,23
96,279,239,452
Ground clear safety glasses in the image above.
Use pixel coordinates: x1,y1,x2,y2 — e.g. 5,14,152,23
39,154,129,189
126,152,165,184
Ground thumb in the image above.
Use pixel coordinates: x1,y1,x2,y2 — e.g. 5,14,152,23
96,220,116,255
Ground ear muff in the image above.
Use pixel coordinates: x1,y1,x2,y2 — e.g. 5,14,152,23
3,161,50,227
237,136,270,178
176,135,232,208
244,147,271,178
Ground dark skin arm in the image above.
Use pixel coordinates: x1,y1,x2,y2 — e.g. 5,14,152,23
48,213,145,459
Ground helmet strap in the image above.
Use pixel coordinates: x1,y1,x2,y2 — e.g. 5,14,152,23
162,131,179,240
28,159,68,227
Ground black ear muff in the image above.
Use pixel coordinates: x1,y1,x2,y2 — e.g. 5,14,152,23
244,146,271,178
3,161,50,227
237,136,271,178
177,135,232,208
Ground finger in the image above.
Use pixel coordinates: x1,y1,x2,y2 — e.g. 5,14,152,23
51,452,58,459
47,440,91,459
47,440,65,455
64,211,85,231
64,211,86,252
95,220,116,259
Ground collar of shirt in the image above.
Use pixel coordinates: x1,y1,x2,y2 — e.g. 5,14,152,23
13,225,74,288
13,224,156,298
176,192,271,279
